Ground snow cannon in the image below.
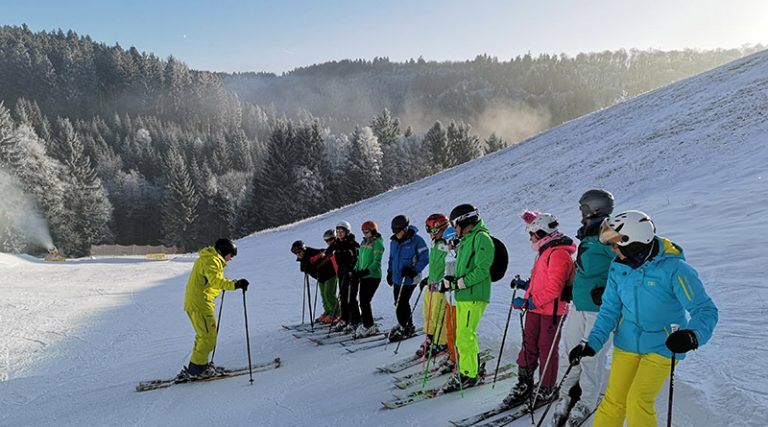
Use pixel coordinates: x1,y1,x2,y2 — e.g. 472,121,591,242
44,247,65,262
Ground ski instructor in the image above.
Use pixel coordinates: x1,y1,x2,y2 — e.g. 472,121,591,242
179,238,250,379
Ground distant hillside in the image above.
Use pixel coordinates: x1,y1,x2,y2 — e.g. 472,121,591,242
222,47,763,139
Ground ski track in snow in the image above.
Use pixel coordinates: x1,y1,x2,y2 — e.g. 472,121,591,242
2,51,768,425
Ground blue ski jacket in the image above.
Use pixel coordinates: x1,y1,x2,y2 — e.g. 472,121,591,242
588,237,718,360
388,225,429,286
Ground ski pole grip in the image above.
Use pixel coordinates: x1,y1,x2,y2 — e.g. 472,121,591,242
670,323,679,333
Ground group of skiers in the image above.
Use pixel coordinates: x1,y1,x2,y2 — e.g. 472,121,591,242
179,188,718,427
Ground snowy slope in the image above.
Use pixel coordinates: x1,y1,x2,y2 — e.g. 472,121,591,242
1,50,768,426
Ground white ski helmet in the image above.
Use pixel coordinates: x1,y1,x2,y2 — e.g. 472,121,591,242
525,212,559,235
336,221,352,233
600,210,656,246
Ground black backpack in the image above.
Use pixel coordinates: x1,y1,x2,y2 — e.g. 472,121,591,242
464,233,509,283
490,236,509,282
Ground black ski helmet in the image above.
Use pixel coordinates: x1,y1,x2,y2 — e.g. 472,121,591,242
291,240,305,254
323,229,335,241
579,189,615,218
214,238,237,257
391,215,409,234
449,204,480,228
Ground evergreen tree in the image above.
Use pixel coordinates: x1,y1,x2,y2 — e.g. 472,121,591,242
54,117,113,256
161,148,199,251
370,109,401,189
347,126,383,201
447,121,482,166
485,132,507,153
423,121,449,171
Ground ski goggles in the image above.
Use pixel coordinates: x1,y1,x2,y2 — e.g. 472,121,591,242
426,224,447,235
579,203,592,218
598,218,624,245
450,210,479,228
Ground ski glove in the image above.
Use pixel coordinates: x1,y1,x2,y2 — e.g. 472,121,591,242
234,279,249,291
590,287,606,306
386,271,393,286
439,275,457,293
560,285,573,303
666,329,699,353
401,266,417,279
418,277,429,290
510,275,530,290
568,343,596,365
512,296,535,310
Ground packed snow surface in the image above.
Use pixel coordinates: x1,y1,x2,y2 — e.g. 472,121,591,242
1,51,767,426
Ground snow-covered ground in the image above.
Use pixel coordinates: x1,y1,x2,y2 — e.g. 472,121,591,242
2,50,768,426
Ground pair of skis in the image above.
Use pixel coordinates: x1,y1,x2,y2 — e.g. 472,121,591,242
381,363,518,409
375,341,446,373
450,393,601,426
392,349,493,390
135,357,281,392
344,331,424,353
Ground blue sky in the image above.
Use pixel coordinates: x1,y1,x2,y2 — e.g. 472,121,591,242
2,0,767,73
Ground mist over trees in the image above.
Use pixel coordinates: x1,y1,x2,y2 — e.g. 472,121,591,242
0,24,762,255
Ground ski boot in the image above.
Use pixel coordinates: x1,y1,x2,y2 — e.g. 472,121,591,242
438,357,456,374
343,323,357,334
354,324,379,338
548,396,571,427
566,402,593,427
502,367,534,408
441,372,481,393
387,324,404,342
331,320,348,333
535,386,557,404
415,335,434,357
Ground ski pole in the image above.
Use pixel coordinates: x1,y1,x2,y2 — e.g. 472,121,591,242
667,323,680,427
493,288,518,389
385,280,407,351
394,284,424,354
530,306,568,419
422,290,446,388
305,273,315,331
535,340,586,427
421,286,434,360
210,290,225,363
242,289,254,384
301,273,307,325
313,278,320,326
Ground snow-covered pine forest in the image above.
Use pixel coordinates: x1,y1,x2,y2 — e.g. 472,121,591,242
0,24,763,257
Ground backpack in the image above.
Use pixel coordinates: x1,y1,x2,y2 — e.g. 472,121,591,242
490,236,509,282
464,233,509,283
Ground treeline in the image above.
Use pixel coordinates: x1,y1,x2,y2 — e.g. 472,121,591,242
0,24,761,256
224,48,764,134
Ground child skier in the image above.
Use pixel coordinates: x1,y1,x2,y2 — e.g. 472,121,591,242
351,220,385,338
291,238,340,323
416,213,452,358
439,204,494,392
549,189,616,427
503,211,575,407
386,214,429,341
326,221,360,333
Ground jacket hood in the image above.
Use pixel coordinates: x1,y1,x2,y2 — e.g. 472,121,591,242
199,246,226,265
655,237,685,261
391,225,420,241
462,219,488,237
